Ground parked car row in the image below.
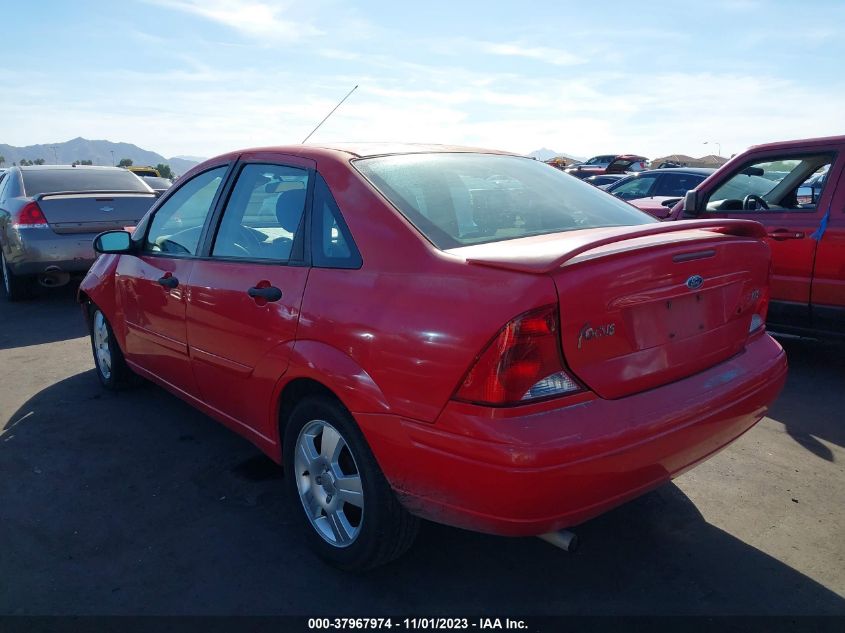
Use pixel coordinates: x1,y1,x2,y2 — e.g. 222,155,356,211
604,168,714,218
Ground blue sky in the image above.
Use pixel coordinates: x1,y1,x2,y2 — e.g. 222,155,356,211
3,0,844,159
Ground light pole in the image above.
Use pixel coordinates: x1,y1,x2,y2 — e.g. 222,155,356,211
703,141,721,157
50,146,58,164
110,150,115,166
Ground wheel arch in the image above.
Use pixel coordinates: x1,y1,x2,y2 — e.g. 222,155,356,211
271,340,392,460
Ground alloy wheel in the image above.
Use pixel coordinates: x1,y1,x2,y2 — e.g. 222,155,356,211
294,419,364,547
92,310,112,380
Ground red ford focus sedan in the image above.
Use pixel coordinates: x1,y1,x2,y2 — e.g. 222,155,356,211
79,144,787,570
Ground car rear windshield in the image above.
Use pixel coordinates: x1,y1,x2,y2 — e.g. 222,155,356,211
21,168,151,197
354,153,655,249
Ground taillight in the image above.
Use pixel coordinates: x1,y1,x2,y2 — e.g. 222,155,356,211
749,285,769,333
453,305,582,406
12,202,49,229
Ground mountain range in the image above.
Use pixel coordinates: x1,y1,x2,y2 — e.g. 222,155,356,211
0,138,203,176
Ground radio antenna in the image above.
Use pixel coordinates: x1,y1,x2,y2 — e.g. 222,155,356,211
301,84,359,144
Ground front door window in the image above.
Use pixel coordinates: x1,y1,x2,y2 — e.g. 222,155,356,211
144,166,228,255
705,154,834,212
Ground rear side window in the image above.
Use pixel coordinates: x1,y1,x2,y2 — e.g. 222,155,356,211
21,168,151,196
355,153,654,249
311,174,361,269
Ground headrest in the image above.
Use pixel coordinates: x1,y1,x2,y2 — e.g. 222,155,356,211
275,188,306,232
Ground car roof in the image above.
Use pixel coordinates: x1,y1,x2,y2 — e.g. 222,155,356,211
18,165,127,171
624,167,715,177
748,135,845,152
211,143,517,163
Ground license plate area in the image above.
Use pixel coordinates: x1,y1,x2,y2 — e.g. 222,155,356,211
624,287,728,349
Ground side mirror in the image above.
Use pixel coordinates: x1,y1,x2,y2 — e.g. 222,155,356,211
682,190,701,217
796,185,814,205
94,230,133,254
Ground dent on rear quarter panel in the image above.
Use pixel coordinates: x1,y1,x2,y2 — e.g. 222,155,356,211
280,340,392,414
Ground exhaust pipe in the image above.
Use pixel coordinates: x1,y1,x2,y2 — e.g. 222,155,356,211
538,529,578,552
38,267,71,288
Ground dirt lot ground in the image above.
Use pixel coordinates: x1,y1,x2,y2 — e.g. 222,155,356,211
1,286,843,616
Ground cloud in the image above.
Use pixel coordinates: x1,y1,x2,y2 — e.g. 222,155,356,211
8,56,844,161
478,41,585,66
146,0,323,42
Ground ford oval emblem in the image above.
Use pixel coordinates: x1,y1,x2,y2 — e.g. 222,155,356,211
686,274,704,290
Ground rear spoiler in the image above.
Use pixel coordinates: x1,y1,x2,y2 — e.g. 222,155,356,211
35,190,156,200
461,219,767,274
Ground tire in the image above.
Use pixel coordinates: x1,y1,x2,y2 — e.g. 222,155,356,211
1,251,32,301
88,303,133,389
283,395,419,571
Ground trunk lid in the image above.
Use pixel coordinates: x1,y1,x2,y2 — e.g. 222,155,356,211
451,219,771,399
35,193,156,234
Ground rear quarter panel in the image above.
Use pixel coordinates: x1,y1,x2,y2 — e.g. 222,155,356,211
295,263,556,422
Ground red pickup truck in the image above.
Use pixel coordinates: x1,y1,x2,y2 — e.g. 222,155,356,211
669,135,844,340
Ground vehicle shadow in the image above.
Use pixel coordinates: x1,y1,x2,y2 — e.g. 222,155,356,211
1,371,843,615
0,283,87,351
769,336,845,460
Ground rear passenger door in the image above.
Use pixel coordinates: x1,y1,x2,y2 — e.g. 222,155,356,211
185,153,313,440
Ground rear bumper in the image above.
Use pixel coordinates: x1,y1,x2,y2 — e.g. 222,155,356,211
4,228,97,275
355,333,787,536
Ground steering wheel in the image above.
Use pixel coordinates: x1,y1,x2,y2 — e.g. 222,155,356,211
233,225,264,254
742,194,769,211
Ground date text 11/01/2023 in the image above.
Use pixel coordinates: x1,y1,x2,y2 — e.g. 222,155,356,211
307,618,528,630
